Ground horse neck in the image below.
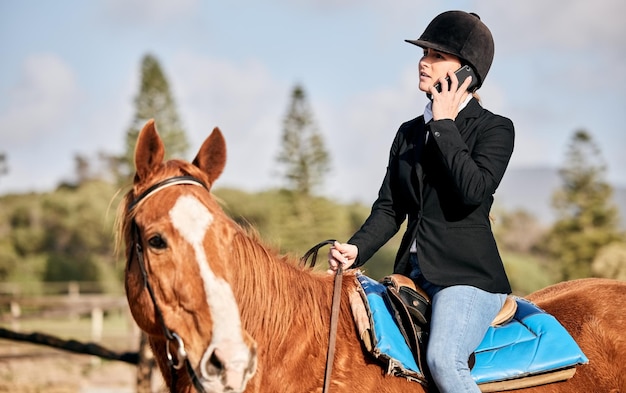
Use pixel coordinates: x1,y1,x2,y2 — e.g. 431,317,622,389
229,232,333,348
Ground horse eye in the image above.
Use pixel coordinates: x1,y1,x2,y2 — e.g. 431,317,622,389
148,235,167,249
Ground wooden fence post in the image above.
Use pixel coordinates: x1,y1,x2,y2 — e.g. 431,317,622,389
136,331,155,393
10,300,21,331
91,307,103,342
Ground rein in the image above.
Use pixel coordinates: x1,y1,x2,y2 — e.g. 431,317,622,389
128,176,208,393
300,239,342,393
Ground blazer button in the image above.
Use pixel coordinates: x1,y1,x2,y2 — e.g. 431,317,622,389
433,131,441,137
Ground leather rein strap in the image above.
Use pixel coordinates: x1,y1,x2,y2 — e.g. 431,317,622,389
300,239,342,393
128,176,208,393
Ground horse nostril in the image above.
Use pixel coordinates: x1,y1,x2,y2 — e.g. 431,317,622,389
207,348,225,374
201,346,229,379
200,344,257,392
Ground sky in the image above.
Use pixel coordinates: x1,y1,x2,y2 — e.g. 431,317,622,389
1,0,625,205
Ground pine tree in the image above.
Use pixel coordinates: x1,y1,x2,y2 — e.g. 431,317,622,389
542,130,621,280
0,153,8,181
276,85,330,196
277,85,330,195
592,242,626,280
120,54,189,185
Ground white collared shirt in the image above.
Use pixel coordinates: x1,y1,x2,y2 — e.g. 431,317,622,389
424,94,472,123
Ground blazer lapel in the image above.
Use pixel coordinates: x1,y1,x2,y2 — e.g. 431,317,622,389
413,117,427,207
454,97,481,137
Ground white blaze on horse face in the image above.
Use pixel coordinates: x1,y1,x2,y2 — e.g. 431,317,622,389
169,195,255,389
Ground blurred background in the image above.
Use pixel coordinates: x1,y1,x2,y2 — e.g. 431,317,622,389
1,0,625,391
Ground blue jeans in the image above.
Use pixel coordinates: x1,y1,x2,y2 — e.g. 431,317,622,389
409,254,506,392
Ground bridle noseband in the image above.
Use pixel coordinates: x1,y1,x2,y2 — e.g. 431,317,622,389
128,176,209,393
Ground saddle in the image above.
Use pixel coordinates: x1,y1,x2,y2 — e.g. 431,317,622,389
301,241,586,390
351,273,587,391
380,274,517,374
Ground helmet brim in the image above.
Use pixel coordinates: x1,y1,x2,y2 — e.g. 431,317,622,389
404,39,459,58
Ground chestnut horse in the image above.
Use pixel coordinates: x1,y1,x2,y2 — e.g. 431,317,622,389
118,120,626,393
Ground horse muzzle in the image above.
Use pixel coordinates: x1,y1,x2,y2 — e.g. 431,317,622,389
198,336,258,393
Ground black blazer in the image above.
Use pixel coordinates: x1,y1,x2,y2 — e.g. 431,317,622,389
349,98,514,294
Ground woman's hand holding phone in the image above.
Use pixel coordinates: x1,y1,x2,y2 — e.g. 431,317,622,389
433,65,478,93
430,68,473,121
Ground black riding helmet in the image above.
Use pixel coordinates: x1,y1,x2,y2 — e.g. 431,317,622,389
405,11,494,89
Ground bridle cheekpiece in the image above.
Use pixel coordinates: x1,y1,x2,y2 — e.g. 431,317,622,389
127,175,209,393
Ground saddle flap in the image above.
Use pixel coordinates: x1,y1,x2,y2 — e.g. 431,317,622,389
380,275,431,375
354,274,427,384
382,274,431,303
382,274,431,326
398,286,430,325
384,284,423,354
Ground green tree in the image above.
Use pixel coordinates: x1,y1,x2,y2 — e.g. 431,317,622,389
592,242,626,280
493,208,546,254
36,181,120,290
0,152,8,183
276,84,330,196
73,154,91,185
542,130,622,280
121,53,189,186
0,180,122,294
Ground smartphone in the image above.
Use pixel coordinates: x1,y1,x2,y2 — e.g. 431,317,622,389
433,65,478,93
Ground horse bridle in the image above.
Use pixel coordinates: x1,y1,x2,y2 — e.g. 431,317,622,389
128,176,209,393
129,176,343,393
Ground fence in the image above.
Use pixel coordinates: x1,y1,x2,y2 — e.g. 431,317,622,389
0,281,130,342
0,281,158,392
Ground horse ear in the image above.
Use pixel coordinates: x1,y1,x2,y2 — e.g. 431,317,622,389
192,127,226,186
134,120,165,183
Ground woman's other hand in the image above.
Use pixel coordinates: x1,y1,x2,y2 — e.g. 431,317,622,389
328,241,358,273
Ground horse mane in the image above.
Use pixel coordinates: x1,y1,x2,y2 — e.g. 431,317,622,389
116,157,340,350
228,227,334,349
113,188,136,263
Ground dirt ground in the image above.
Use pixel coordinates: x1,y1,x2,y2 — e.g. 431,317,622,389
0,341,165,393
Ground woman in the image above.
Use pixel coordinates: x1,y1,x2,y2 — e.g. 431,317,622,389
328,11,514,393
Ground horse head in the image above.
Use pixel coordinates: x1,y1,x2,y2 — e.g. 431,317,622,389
120,120,257,392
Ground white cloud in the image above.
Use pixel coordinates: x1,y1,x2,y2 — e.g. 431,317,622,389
164,50,420,203
0,54,81,145
169,52,291,191
2,0,624,198
0,54,84,194
478,0,626,53
315,66,421,202
103,0,201,25
0,52,138,195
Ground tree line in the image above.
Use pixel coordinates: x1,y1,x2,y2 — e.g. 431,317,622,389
0,53,624,299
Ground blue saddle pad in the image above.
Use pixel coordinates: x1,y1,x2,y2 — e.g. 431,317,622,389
356,275,588,385
357,274,421,375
